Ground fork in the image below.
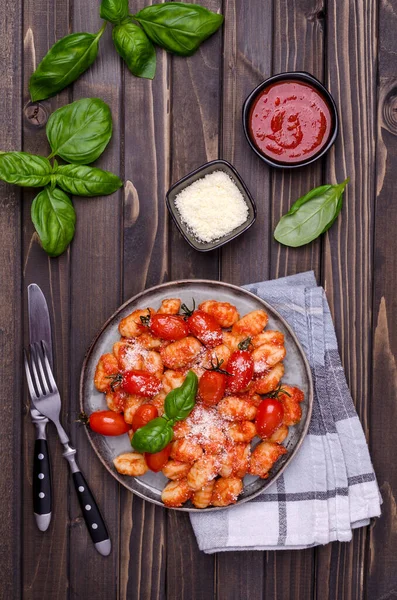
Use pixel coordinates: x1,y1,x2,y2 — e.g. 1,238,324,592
24,341,111,556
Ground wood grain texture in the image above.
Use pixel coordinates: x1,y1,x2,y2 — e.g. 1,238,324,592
366,0,397,596
21,0,71,597
119,1,170,597
216,0,272,595
166,1,222,596
0,0,391,597
316,0,378,598
270,0,324,280
67,7,122,599
220,0,273,287
267,1,324,595
0,0,22,598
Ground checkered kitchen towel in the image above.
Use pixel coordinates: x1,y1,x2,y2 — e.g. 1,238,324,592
190,271,381,552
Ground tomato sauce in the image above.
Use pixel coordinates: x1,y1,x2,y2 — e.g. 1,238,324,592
248,80,332,164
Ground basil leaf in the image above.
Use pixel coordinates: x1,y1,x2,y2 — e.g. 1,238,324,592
31,187,76,257
100,0,129,24
0,152,52,187
134,2,224,56
274,179,349,248
46,98,112,165
321,192,344,234
131,417,173,453
164,370,198,422
112,22,156,79
29,27,105,102
55,164,123,196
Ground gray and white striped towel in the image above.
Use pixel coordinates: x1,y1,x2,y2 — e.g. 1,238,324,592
190,271,381,552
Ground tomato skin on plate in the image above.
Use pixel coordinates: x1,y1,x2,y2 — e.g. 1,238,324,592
226,350,254,393
145,444,172,472
89,411,132,436
149,314,189,341
122,370,162,397
132,404,159,431
256,398,284,438
198,370,227,406
248,80,332,164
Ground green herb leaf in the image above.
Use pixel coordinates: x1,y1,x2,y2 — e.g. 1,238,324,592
54,164,123,196
46,98,112,165
0,152,52,187
100,0,129,24
274,178,349,248
112,22,156,79
29,26,106,102
134,2,224,56
131,417,174,453
164,370,198,422
31,187,76,257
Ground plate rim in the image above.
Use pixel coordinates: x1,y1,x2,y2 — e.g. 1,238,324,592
79,279,314,512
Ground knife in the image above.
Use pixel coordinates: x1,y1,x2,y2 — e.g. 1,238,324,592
28,284,53,532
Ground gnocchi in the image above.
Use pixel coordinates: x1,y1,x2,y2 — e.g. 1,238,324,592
95,295,304,508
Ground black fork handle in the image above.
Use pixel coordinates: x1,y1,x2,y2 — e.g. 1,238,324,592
72,470,111,556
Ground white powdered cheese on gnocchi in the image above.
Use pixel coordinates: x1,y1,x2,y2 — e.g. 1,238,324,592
174,171,249,242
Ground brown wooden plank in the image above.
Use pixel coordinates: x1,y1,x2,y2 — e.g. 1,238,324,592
119,1,170,596
316,0,378,598
68,10,122,599
216,0,272,594
0,0,22,596
20,0,71,597
366,0,397,595
270,0,324,279
269,0,324,596
165,0,223,596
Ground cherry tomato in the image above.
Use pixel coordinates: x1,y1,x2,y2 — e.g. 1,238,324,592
145,444,172,472
88,411,131,436
198,370,227,406
187,310,223,348
256,398,284,438
132,404,159,431
149,314,189,340
122,370,162,397
226,350,254,393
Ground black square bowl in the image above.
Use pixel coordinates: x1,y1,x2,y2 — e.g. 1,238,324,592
166,159,257,252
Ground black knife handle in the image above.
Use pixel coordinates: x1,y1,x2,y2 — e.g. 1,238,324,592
33,438,52,517
72,471,111,556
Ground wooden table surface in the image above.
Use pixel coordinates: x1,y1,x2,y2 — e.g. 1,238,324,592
1,0,396,598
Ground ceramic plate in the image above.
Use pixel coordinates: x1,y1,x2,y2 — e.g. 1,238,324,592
80,280,313,511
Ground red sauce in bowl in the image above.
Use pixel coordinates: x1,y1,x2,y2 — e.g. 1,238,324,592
248,80,332,164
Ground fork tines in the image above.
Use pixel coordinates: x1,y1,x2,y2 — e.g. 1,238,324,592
24,341,56,400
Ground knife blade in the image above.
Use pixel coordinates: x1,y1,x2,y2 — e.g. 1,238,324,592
28,284,53,532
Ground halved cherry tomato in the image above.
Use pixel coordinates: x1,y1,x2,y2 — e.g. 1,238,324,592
145,444,172,472
132,404,159,431
187,310,223,348
226,350,254,393
88,411,131,436
198,370,227,406
256,398,284,438
149,314,189,341
122,370,162,397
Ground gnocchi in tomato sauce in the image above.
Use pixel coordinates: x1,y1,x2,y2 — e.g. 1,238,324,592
93,297,304,508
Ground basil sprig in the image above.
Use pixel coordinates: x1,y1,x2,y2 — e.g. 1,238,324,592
46,98,112,165
31,187,76,257
112,22,156,80
0,98,122,257
131,371,198,454
30,26,107,102
274,179,349,248
29,2,224,99
134,3,224,56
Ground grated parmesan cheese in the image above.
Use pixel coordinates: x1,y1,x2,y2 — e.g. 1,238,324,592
174,170,249,243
